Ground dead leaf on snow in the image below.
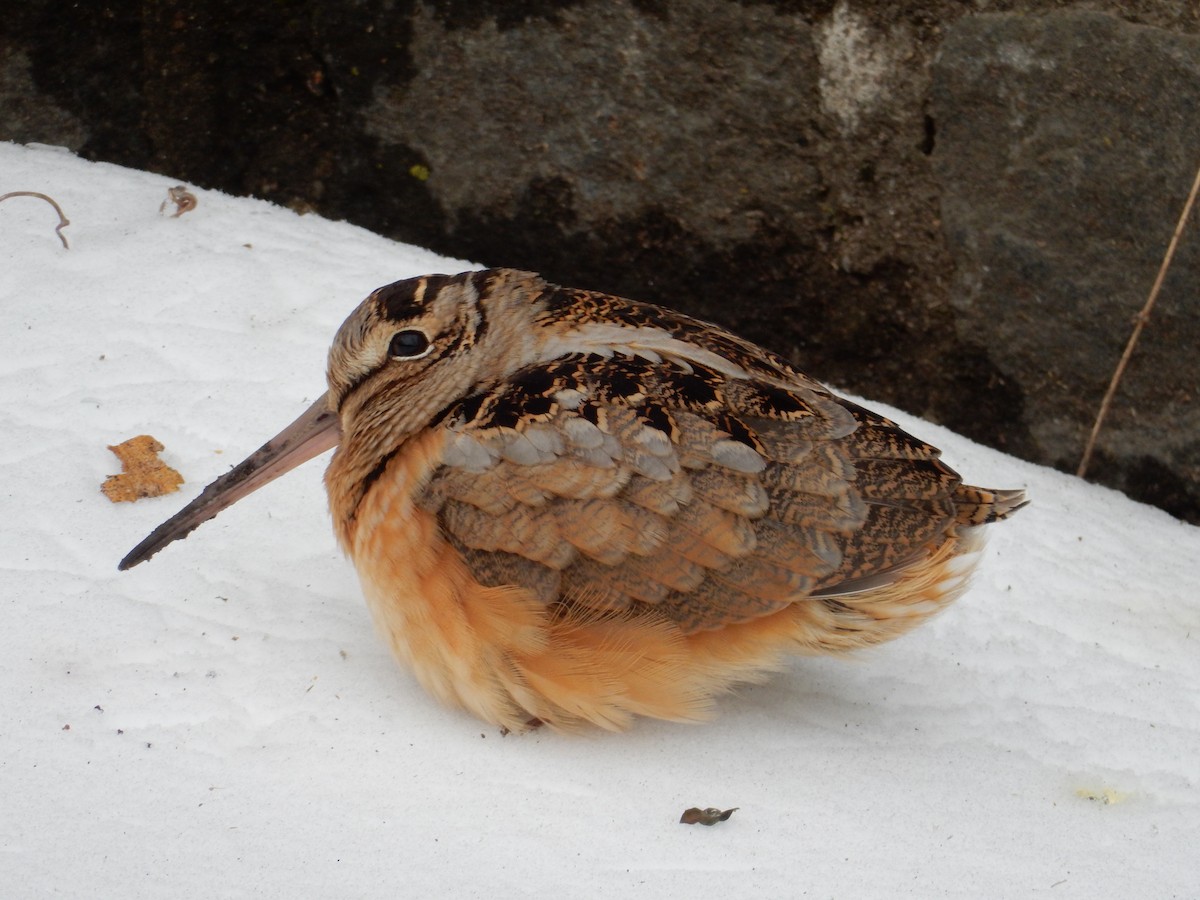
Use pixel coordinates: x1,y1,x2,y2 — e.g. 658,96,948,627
679,807,738,826
102,435,183,502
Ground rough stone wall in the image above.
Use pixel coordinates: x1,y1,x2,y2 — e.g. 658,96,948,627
3,1,1197,520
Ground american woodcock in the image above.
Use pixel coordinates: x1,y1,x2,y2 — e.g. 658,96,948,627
121,269,1026,731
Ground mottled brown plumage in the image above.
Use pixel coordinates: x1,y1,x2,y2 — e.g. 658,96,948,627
121,268,1026,731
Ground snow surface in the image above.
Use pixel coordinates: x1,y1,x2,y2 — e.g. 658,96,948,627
2,142,1198,898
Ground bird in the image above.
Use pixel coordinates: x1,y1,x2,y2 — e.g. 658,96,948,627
120,268,1026,732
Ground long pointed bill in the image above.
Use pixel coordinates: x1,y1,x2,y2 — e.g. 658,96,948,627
118,394,341,571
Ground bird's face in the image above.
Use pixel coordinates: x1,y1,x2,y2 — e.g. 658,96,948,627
326,270,537,464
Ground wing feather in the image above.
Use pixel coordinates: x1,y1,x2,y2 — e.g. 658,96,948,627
418,351,969,633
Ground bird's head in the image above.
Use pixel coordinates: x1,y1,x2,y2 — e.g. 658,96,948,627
118,268,546,570
326,269,542,461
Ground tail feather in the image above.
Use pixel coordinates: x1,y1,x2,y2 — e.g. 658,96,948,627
952,485,1028,526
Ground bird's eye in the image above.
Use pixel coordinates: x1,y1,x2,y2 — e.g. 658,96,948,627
388,329,431,359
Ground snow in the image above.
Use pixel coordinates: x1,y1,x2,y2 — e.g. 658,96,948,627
2,142,1198,898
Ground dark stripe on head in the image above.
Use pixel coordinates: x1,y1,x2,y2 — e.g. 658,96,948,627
439,318,468,360
469,270,492,344
376,271,481,323
375,276,431,322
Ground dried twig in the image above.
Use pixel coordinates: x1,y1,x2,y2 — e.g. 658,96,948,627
0,190,71,249
1077,161,1200,478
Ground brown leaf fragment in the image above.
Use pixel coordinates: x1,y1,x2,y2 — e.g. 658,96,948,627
102,435,184,502
679,806,739,826
160,185,197,217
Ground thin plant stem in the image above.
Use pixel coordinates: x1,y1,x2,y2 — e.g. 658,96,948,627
1077,161,1200,478
0,190,71,249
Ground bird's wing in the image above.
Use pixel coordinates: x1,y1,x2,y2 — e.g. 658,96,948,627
416,352,964,634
